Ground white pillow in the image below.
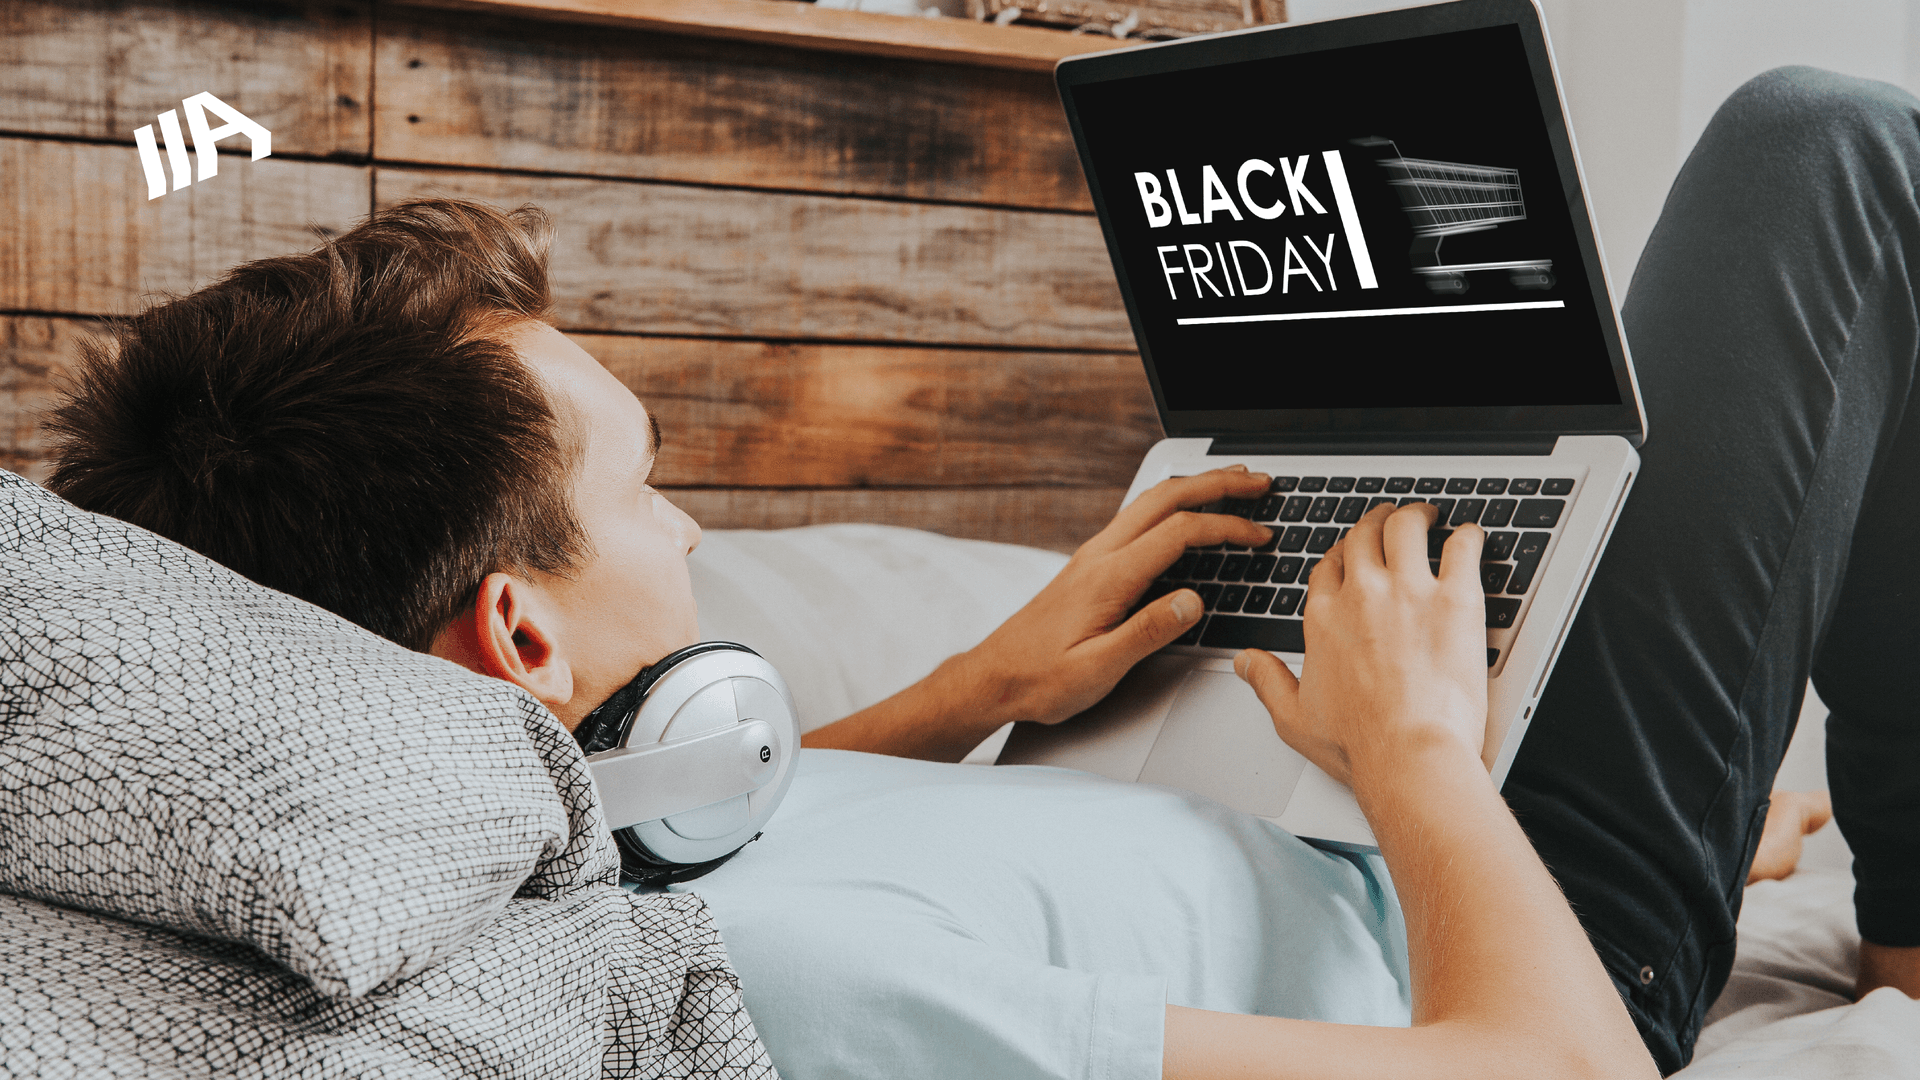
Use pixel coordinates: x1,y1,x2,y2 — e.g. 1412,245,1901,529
687,525,1068,756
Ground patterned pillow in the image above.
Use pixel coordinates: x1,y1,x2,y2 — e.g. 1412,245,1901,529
0,471,601,998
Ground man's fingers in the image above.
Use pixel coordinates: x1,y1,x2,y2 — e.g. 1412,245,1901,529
1233,648,1300,727
1113,511,1272,587
1438,522,1485,586
1339,503,1398,577
1383,502,1440,574
1085,469,1272,556
1090,588,1205,671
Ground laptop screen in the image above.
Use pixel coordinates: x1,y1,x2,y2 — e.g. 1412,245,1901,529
1059,2,1643,442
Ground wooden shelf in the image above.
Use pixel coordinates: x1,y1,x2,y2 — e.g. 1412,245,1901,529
392,0,1148,71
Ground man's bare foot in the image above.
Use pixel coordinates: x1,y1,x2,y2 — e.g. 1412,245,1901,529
1747,789,1833,884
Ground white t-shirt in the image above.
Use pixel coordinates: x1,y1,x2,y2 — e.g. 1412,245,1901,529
669,749,1411,1080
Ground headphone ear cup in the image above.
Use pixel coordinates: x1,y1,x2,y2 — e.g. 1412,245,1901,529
585,641,800,885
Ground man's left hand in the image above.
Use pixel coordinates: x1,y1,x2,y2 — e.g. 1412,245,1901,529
953,466,1277,728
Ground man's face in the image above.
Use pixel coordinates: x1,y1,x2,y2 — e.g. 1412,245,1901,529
513,323,703,726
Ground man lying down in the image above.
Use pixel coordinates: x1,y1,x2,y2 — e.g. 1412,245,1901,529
44,68,1920,1079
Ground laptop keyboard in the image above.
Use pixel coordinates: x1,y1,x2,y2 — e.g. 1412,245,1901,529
1145,473,1579,669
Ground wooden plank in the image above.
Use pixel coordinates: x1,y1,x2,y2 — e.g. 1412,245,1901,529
667,486,1129,552
0,139,371,317
391,0,1142,72
377,12,1092,211
1,317,101,482
0,0,372,158
376,168,1131,349
580,334,1157,488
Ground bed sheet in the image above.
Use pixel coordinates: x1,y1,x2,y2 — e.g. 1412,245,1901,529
688,525,1920,1078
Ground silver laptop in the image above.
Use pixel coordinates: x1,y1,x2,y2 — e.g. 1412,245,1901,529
998,0,1644,849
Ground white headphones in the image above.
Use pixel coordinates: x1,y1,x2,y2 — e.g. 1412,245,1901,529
572,642,800,885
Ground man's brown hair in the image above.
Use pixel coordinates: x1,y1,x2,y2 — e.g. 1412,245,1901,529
43,199,590,652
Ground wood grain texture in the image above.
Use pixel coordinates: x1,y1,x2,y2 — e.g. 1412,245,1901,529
1,317,102,482
377,10,1092,210
578,333,1156,488
376,168,1131,348
390,0,1138,72
668,486,1129,552
0,139,371,317
0,0,372,158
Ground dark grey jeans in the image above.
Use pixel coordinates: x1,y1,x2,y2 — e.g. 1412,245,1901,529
1510,66,1920,1073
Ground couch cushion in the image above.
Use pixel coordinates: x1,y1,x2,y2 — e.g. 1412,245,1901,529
0,471,614,998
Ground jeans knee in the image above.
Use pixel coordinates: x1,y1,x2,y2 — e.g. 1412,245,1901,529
1707,65,1920,159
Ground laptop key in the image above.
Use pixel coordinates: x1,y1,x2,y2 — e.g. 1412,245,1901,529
1243,586,1276,615
1509,478,1542,495
1398,496,1426,507
1307,527,1341,554
1269,476,1299,493
1307,497,1339,523
1429,498,1456,523
1385,477,1416,494
1450,498,1487,527
1486,597,1522,629
1218,554,1251,582
1253,529,1280,553
1335,496,1369,524
1512,499,1565,528
1255,495,1286,522
1278,526,1311,553
1247,554,1277,583
1195,582,1224,609
1271,556,1304,584
1271,588,1304,616
1164,553,1197,580
1477,478,1510,495
1193,552,1225,580
1505,532,1551,594
1218,584,1250,613
1427,528,1453,560
1484,530,1518,560
1542,478,1575,496
1367,496,1398,514
1481,562,1514,594
1356,477,1385,493
1301,557,1321,582
1202,615,1305,653
1482,498,1517,528
1445,478,1478,495
1327,477,1356,493
1299,476,1328,492
1280,496,1312,522
1415,477,1446,494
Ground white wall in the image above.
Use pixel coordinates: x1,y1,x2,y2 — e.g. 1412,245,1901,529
1291,0,1920,288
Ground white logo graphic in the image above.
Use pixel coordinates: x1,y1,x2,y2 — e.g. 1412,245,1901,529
134,93,272,201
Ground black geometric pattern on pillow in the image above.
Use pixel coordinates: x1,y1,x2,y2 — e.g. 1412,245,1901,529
0,887,777,1078
0,472,777,1076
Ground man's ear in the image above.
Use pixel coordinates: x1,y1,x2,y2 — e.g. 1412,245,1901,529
431,572,574,709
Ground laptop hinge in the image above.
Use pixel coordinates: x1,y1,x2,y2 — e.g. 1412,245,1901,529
1205,435,1559,457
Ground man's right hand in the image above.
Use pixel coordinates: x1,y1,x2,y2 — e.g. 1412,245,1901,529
1233,501,1490,786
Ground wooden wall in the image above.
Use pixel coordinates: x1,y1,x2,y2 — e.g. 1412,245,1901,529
0,0,1159,551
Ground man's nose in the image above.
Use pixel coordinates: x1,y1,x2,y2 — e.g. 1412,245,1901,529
661,493,702,554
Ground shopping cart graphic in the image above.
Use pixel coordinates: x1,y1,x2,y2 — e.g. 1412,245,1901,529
1355,137,1554,296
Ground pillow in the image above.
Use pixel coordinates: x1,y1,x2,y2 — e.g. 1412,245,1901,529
0,471,612,998
686,524,1069,759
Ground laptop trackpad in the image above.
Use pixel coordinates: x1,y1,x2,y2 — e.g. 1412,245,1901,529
1136,671,1307,818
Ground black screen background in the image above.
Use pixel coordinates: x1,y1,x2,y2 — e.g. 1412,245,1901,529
1071,24,1623,417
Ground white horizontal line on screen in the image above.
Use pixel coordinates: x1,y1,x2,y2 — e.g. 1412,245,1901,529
1175,300,1566,326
